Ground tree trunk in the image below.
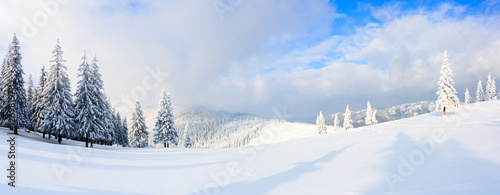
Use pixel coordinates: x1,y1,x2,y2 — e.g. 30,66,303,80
48,133,51,139
442,106,446,116
13,125,18,135
167,142,169,148
91,140,93,148
138,144,141,148
164,141,166,148
85,133,89,148
58,134,62,144
43,132,45,138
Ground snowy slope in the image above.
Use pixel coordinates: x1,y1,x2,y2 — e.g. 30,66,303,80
1,101,500,194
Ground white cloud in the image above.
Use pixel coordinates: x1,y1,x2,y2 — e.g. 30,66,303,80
1,1,499,122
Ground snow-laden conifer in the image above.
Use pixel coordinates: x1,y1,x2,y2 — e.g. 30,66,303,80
184,124,193,148
153,89,179,147
476,80,485,103
371,110,378,125
129,101,148,148
343,105,353,130
316,110,326,135
486,73,497,101
113,111,124,146
74,50,102,147
32,66,47,132
436,50,459,116
122,117,129,147
333,113,341,131
464,88,471,104
365,101,373,126
2,34,28,134
25,74,35,130
39,40,75,143
89,55,114,145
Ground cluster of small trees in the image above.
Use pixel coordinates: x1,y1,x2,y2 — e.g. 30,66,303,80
437,50,498,115
317,49,498,133
466,72,498,104
0,35,128,147
128,90,193,148
317,101,379,134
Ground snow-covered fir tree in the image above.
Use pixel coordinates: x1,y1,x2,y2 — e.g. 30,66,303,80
129,101,149,148
122,117,129,147
435,50,459,115
25,74,35,130
371,110,378,125
343,105,353,130
153,89,179,147
112,111,125,147
39,40,75,144
476,80,485,103
74,50,102,147
365,101,373,126
464,88,471,104
316,110,327,134
0,59,5,122
32,65,47,132
90,55,115,145
184,124,193,148
486,73,497,101
333,113,341,131
1,34,28,134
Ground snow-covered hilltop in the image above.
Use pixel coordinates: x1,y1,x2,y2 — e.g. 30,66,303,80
2,100,500,194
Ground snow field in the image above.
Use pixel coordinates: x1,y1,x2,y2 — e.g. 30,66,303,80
1,101,500,194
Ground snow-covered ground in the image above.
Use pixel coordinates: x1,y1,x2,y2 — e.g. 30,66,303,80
1,101,500,194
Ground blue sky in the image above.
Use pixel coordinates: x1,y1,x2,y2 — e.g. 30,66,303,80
0,0,500,122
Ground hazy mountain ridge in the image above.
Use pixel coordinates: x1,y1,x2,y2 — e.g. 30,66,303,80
135,106,266,148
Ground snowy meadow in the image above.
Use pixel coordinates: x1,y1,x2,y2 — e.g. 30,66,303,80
1,0,500,194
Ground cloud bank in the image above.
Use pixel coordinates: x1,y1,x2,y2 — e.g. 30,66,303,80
0,0,499,122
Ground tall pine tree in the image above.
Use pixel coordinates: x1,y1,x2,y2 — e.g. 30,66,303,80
184,124,193,148
371,110,378,125
90,55,114,145
25,74,35,131
32,66,47,133
333,113,340,131
365,101,373,126
129,101,148,148
122,117,129,147
486,73,497,101
74,50,102,147
316,110,326,135
2,34,28,134
112,110,123,146
436,50,459,116
464,88,471,104
476,80,485,103
0,59,5,123
343,105,353,130
39,40,75,144
153,89,178,147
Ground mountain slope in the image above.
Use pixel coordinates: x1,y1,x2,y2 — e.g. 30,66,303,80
2,101,499,194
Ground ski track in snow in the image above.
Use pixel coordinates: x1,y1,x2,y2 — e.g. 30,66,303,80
1,101,500,194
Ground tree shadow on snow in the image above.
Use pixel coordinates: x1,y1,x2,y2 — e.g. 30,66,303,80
193,145,351,195
365,132,500,194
